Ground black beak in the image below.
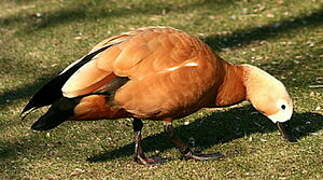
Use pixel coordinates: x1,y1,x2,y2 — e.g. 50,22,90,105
277,121,297,142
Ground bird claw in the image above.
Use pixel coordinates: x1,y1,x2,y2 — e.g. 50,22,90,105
134,156,157,165
134,156,170,165
182,151,224,161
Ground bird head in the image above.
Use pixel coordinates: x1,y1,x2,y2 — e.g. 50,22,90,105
242,64,297,142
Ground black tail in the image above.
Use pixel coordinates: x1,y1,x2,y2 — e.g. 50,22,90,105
22,44,114,116
31,97,79,131
31,107,68,131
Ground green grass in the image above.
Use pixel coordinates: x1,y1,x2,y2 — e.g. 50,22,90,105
0,0,322,179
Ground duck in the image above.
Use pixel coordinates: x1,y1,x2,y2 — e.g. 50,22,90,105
22,26,296,165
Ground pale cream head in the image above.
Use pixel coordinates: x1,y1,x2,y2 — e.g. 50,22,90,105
242,65,293,123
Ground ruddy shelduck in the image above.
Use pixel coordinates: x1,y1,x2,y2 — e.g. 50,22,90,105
22,26,296,165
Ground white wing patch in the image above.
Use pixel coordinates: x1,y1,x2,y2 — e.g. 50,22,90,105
184,62,198,67
165,66,180,71
163,61,199,72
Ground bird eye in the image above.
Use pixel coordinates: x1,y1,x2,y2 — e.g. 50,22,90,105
281,105,286,110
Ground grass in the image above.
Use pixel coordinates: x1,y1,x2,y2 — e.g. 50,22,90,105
0,0,322,179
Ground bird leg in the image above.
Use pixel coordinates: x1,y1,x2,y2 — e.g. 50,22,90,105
164,122,224,160
132,118,158,165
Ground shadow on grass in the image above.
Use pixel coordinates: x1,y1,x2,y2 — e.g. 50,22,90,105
0,133,41,160
87,108,323,162
0,0,234,32
13,0,38,4
1,106,321,165
204,9,323,51
0,73,55,109
0,131,66,178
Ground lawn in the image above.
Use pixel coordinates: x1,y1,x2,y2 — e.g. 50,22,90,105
0,0,322,179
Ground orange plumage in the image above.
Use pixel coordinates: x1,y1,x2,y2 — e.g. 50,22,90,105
62,27,239,120
23,26,295,165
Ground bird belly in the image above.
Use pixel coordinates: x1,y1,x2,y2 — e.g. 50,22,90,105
70,95,128,121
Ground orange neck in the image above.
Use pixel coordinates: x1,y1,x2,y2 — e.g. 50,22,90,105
214,63,246,106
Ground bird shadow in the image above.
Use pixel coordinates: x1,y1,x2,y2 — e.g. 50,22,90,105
87,107,323,163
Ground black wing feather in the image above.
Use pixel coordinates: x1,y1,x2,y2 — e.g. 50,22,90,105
21,44,114,115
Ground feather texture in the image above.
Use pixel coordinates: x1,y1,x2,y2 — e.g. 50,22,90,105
24,27,254,122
